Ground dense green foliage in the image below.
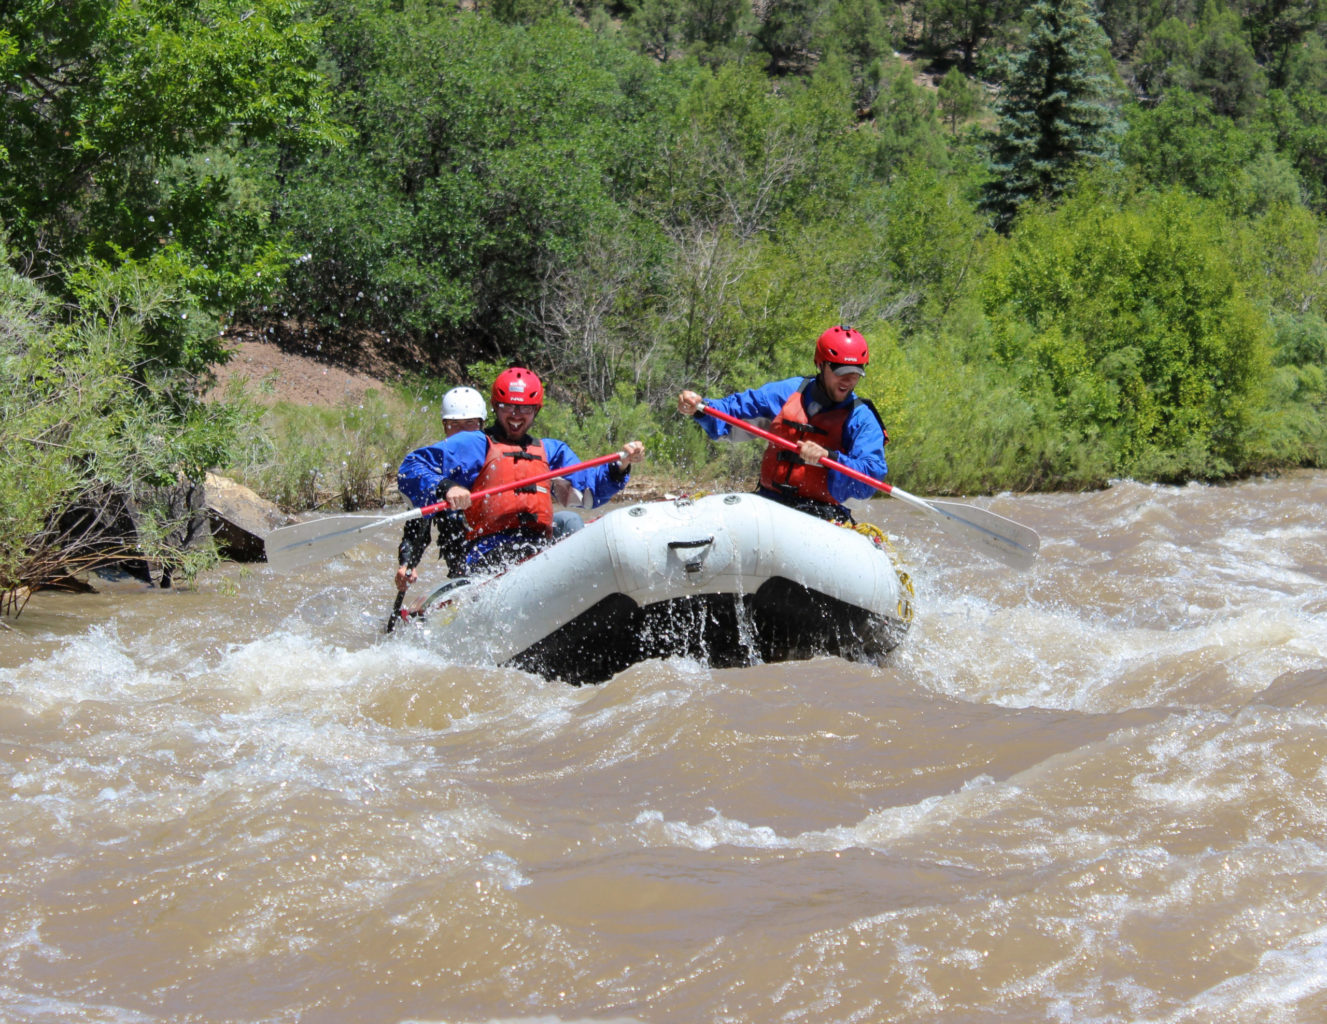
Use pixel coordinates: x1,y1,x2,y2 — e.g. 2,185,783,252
0,0,333,598
271,8,678,350
3,0,1327,598
1,0,339,311
986,185,1272,480
980,0,1123,230
0,239,254,607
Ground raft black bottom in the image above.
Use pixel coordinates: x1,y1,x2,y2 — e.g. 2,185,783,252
508,576,909,686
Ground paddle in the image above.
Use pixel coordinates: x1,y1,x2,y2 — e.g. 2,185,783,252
264,450,627,574
385,589,407,634
697,403,1040,570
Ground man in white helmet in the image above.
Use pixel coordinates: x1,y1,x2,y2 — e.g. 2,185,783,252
394,386,486,592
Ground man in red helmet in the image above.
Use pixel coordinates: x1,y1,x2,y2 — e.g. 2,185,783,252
676,326,887,522
398,367,645,575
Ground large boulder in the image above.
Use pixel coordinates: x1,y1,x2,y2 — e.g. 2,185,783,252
205,473,292,563
57,479,210,588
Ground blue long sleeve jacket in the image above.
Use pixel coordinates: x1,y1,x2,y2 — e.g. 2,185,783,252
397,429,629,512
691,376,887,505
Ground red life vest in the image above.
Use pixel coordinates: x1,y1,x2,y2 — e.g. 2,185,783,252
464,434,555,541
758,380,858,506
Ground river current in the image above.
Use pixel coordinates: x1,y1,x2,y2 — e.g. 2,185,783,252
3,471,1326,1024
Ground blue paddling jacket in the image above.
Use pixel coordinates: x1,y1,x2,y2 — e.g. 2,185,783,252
397,429,630,516
691,376,887,506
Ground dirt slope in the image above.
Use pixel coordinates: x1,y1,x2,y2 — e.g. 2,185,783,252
208,323,438,406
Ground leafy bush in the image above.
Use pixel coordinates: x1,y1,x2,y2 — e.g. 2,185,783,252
983,182,1274,482
1,243,253,608
0,0,338,288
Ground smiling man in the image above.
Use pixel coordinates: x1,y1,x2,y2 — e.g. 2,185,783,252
676,326,887,523
398,367,644,576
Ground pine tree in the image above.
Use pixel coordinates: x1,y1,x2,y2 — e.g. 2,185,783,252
981,0,1122,231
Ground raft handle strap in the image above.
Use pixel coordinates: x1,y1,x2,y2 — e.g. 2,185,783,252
668,536,714,574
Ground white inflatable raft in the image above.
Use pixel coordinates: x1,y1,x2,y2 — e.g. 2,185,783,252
403,492,914,685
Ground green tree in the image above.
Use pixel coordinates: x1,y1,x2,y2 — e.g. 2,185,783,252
819,0,894,76
626,0,751,65
1190,2,1265,118
1240,0,1325,88
1134,7,1267,123
871,60,950,178
651,60,873,236
680,0,752,65
1260,32,1327,208
1133,17,1196,100
0,0,337,290
937,66,983,135
890,165,989,325
1122,89,1300,213
1095,0,1201,57
917,0,1016,71
274,8,676,357
754,0,826,74
980,0,1123,230
1094,0,1153,56
633,59,887,392
626,0,687,59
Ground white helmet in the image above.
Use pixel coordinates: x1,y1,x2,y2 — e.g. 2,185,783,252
441,386,486,421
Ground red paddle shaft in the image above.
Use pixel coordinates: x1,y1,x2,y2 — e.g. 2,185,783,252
416,450,626,515
695,402,1040,568
697,403,897,495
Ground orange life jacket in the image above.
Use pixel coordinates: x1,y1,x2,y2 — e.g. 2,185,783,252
758,380,858,506
464,434,555,541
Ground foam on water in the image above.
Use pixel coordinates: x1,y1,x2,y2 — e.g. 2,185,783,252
6,474,1327,1023
1168,924,1327,1023
893,481,1327,718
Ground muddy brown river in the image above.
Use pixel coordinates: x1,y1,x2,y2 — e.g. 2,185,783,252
3,472,1326,1023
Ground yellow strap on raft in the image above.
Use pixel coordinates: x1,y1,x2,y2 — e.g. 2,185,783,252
837,520,915,624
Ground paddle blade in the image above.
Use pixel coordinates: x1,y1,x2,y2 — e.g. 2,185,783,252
924,500,1040,570
264,514,402,573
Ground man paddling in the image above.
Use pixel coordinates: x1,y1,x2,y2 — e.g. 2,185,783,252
677,326,887,523
398,366,645,578
394,385,486,593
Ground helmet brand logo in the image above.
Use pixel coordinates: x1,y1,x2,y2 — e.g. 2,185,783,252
510,380,526,393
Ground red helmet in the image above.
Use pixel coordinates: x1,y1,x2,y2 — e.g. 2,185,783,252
814,326,869,367
491,366,543,409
